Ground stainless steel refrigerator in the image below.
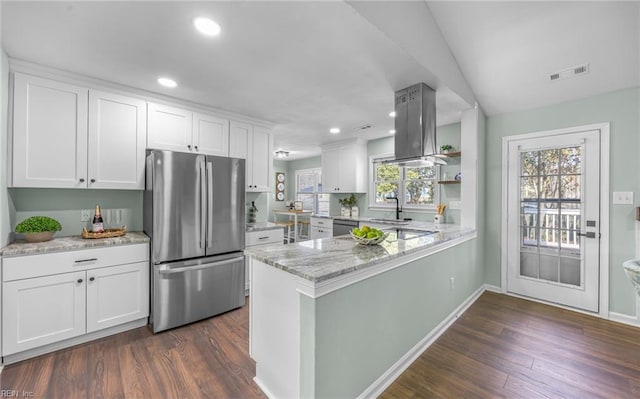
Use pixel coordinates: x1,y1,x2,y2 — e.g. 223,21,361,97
144,149,245,333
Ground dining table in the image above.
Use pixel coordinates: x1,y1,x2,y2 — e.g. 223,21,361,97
272,209,313,242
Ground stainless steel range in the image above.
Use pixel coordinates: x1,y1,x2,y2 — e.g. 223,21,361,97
144,149,245,333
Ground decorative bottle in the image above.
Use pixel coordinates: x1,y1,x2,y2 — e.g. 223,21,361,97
92,205,104,233
249,201,258,224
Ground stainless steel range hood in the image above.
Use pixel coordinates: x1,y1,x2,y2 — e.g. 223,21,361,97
384,83,447,167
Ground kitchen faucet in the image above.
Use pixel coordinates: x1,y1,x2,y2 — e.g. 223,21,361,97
386,195,402,220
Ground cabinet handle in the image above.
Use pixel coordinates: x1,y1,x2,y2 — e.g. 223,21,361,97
79,178,85,183
74,258,98,264
77,278,83,283
188,145,192,150
89,277,95,282
90,178,96,183
194,145,199,151
258,236,269,240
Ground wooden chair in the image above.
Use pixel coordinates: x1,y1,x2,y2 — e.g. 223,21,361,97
297,220,310,240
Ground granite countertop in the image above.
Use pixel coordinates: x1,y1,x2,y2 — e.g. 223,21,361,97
244,224,475,284
246,222,285,232
1,231,150,257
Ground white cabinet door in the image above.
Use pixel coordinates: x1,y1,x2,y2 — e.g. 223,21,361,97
88,91,146,189
321,147,340,192
86,262,149,333
229,120,250,159
310,226,333,240
2,271,86,355
249,126,272,192
147,103,193,153
193,112,229,156
11,73,88,188
337,145,357,192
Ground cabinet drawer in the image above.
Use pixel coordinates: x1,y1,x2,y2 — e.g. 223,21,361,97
246,229,284,246
3,243,149,282
310,226,333,240
310,217,332,228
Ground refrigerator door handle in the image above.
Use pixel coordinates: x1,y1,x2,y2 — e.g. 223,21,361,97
207,161,214,248
199,160,207,249
157,256,244,275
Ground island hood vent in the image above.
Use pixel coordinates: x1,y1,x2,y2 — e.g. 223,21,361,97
383,83,447,167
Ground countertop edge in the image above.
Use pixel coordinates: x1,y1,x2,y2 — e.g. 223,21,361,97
245,229,477,286
1,232,150,257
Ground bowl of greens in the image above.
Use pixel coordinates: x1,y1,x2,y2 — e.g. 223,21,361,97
15,216,62,243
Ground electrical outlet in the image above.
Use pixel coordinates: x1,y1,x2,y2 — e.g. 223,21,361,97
80,209,91,222
450,277,455,290
449,201,461,210
613,191,634,205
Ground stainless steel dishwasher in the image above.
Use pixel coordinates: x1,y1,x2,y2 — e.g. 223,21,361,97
333,218,359,236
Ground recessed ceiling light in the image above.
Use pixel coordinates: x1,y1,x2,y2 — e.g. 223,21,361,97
389,111,396,118
274,150,290,158
157,77,177,88
329,127,340,134
389,129,396,134
194,17,221,37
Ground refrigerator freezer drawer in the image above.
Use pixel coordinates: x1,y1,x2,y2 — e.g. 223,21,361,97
152,254,245,332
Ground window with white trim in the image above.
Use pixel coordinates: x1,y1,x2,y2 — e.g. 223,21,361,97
370,156,439,209
295,168,329,213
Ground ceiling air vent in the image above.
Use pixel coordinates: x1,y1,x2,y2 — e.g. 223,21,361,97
549,63,589,82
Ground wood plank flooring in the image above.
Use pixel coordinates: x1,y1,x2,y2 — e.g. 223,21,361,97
382,291,640,399
0,301,266,399
2,292,639,398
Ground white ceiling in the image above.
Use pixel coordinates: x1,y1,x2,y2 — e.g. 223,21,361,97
427,1,640,117
2,2,638,160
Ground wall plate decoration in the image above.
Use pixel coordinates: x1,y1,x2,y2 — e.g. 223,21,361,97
275,172,285,201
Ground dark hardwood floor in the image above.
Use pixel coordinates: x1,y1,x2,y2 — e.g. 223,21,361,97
0,301,266,399
2,292,639,398
382,291,640,399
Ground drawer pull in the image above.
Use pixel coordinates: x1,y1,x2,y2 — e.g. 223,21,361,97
74,258,98,264
258,236,270,240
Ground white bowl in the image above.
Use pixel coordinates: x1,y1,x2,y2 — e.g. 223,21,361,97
350,231,389,245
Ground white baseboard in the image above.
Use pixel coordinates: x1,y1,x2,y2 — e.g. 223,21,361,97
357,284,490,399
483,284,502,293
254,377,276,399
609,311,640,327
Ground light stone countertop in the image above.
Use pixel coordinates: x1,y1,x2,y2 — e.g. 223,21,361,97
244,224,475,284
1,231,150,257
246,222,285,233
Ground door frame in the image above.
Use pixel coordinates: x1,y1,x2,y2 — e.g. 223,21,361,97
500,122,610,318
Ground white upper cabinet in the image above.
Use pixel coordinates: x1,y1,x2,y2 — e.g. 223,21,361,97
229,121,272,192
147,103,230,157
11,73,146,189
11,73,88,188
250,126,272,191
147,103,192,152
88,90,146,189
321,139,366,193
193,112,229,157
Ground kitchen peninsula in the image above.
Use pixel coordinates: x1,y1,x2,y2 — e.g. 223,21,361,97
245,225,480,398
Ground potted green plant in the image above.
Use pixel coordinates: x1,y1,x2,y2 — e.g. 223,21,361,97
440,144,454,154
338,194,358,217
15,216,62,243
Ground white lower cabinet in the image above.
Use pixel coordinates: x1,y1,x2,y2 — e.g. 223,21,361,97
3,271,87,355
86,262,149,333
2,243,149,359
310,217,333,239
245,229,284,292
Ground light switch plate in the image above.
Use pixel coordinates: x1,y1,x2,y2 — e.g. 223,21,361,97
613,191,634,205
449,200,461,210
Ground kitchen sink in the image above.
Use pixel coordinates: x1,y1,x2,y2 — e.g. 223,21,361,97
369,218,410,225
385,227,437,240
